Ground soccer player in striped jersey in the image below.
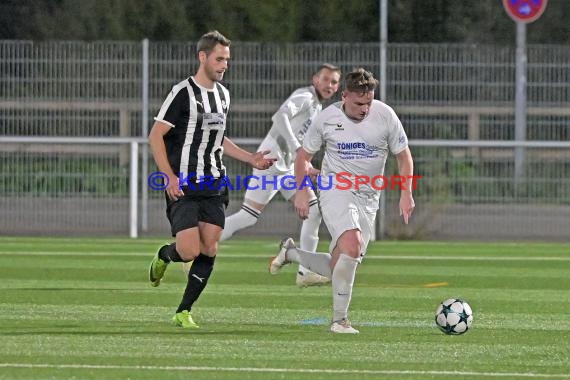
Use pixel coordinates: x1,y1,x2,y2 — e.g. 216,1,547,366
270,68,416,333
148,31,275,329
219,64,341,287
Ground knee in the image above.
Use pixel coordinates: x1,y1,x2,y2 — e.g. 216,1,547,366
200,241,219,256
175,241,200,261
336,234,362,258
342,247,362,258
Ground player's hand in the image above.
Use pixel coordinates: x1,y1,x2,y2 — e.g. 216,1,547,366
399,193,415,224
307,166,320,181
249,150,277,170
293,190,311,220
166,174,185,201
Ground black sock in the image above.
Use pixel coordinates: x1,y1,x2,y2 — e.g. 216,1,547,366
158,243,183,263
176,253,216,313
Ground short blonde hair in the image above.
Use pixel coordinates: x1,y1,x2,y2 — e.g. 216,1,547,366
315,63,341,76
344,68,378,93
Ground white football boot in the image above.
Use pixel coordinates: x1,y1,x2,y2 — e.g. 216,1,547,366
330,318,359,334
296,270,331,287
269,237,295,274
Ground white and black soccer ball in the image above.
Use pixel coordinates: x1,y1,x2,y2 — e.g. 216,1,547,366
435,298,473,335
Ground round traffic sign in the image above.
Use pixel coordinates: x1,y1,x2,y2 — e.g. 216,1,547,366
503,0,548,23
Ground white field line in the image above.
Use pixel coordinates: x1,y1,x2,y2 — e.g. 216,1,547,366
0,363,569,378
0,250,569,261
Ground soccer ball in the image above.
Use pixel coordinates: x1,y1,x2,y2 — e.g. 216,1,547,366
435,298,473,335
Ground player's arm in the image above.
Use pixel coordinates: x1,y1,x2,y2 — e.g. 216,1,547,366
148,121,184,201
271,93,310,153
293,148,315,220
395,147,415,224
272,111,301,153
222,137,276,170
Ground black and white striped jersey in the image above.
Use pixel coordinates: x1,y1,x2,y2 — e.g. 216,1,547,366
154,76,230,181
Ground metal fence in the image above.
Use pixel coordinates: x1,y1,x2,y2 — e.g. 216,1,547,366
1,40,569,240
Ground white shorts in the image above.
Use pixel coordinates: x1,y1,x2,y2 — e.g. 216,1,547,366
242,166,316,206
319,189,378,255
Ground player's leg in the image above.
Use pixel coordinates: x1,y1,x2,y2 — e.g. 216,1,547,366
281,182,330,286
270,189,353,279
270,237,332,277
150,195,200,287
219,169,279,241
174,223,221,328
174,196,225,328
297,195,330,286
327,194,376,334
329,229,362,334
218,198,264,241
299,197,320,252
167,226,203,328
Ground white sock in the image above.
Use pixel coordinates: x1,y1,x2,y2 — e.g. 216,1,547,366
332,254,360,322
220,204,260,241
287,246,332,278
298,200,321,275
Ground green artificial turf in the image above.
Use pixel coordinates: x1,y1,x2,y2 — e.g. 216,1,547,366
0,237,568,379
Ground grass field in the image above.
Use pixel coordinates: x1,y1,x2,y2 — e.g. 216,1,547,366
0,237,569,379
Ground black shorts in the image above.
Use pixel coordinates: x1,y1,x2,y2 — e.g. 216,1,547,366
165,184,229,237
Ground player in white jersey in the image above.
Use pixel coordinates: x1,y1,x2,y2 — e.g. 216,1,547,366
270,68,416,333
218,64,341,287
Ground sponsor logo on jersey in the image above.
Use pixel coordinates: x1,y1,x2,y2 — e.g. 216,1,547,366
297,119,312,141
202,112,226,130
336,141,381,159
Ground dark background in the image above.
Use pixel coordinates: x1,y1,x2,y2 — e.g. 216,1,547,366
1,0,568,43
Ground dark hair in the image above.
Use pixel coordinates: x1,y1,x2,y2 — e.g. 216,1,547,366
344,68,378,93
196,30,231,56
315,63,342,76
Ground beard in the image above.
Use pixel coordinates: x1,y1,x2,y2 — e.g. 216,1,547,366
205,65,224,82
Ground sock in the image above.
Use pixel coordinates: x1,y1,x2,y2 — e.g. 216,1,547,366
220,204,260,241
287,246,332,278
298,200,321,275
177,253,216,313
158,243,183,263
332,254,360,322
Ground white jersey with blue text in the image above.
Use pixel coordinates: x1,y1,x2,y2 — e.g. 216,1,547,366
258,86,322,172
302,100,408,201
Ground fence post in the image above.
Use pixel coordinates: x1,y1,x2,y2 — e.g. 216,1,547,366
141,38,150,232
514,21,527,187
376,0,389,241
129,141,139,238
468,112,480,160
120,108,130,166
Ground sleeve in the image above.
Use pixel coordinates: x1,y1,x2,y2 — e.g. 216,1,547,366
276,90,311,120
270,91,312,153
302,112,324,155
154,85,190,128
386,107,408,155
272,112,301,152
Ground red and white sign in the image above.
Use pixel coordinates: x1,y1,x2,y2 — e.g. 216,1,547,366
503,0,548,23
